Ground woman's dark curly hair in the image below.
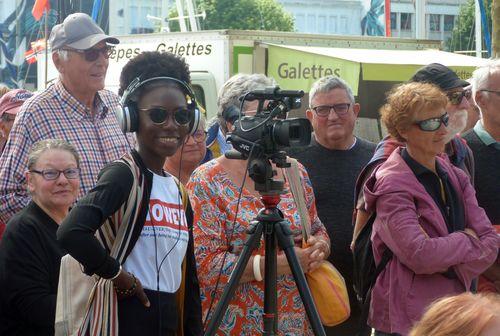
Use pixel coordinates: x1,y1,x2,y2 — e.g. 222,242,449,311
118,51,191,98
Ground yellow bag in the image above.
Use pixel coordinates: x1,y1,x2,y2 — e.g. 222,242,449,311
285,158,350,326
305,259,350,326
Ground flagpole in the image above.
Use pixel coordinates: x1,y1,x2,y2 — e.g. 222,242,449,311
44,8,49,89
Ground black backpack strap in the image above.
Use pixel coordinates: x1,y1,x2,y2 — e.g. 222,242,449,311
358,248,392,331
373,248,392,284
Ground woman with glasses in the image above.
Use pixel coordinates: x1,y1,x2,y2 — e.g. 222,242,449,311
164,114,207,185
57,51,202,336
362,82,499,336
0,139,80,335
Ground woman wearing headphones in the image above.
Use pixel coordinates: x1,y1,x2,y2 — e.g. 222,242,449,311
57,51,202,336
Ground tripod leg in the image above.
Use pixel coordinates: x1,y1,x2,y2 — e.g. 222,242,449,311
204,221,264,336
274,220,326,336
263,223,277,335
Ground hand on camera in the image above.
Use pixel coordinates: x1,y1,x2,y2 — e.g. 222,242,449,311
113,269,150,307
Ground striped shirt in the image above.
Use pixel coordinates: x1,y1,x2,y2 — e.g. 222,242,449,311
0,80,133,223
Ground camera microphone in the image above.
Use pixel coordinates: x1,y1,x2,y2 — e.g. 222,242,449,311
244,87,304,101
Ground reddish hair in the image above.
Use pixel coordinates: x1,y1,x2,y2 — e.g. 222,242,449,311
410,292,500,336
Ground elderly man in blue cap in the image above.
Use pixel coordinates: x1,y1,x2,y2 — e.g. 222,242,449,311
0,13,133,224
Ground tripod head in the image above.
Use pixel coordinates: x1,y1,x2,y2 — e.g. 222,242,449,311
247,150,289,195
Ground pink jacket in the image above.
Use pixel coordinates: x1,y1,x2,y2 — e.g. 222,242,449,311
364,148,499,335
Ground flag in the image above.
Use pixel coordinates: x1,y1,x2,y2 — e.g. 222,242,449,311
31,38,47,52
25,50,37,64
32,0,50,21
24,39,46,64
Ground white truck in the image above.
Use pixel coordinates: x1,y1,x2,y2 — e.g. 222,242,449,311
39,30,485,141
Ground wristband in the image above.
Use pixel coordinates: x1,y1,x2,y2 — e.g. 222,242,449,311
253,254,263,282
114,272,137,296
110,265,122,280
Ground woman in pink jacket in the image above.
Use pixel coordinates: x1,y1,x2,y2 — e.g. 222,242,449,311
364,82,499,336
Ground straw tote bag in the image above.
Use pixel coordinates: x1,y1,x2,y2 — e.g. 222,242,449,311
285,158,350,326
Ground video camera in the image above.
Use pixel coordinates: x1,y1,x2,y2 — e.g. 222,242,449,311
225,86,312,164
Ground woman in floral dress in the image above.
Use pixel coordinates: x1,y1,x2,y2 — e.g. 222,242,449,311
186,74,330,335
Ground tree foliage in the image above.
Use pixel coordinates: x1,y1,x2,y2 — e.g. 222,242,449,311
447,0,492,54
169,0,294,32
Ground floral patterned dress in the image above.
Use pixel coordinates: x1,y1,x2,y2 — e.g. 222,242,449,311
186,160,329,335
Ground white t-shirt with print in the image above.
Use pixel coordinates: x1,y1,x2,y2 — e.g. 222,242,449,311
123,172,189,293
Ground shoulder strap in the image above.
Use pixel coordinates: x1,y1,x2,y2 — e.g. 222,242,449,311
79,154,145,336
284,157,311,242
374,248,392,282
171,175,188,336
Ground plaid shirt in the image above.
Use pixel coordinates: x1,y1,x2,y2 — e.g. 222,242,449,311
0,80,133,223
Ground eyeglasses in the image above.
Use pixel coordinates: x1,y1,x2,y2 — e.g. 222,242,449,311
62,46,113,62
311,103,351,117
30,168,80,181
188,130,207,144
479,89,500,96
447,89,471,105
414,112,449,132
138,107,193,126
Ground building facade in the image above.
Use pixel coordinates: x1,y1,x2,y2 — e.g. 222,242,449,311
109,0,173,35
278,0,469,43
390,0,468,41
278,0,364,35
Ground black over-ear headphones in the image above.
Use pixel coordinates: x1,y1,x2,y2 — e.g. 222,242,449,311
116,76,200,134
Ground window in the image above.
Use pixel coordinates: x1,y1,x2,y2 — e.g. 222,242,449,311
400,13,412,31
296,14,305,31
130,5,138,29
340,16,348,34
330,16,338,33
307,14,315,32
429,14,441,32
318,15,327,33
390,12,397,30
192,85,206,111
444,15,455,32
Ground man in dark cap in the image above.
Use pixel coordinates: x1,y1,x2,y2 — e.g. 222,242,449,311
410,63,474,180
0,13,133,224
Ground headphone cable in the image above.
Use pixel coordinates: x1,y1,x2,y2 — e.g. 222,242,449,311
202,144,256,329
153,140,185,336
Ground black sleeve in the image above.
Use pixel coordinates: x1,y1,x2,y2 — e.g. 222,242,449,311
57,162,134,279
183,200,203,336
0,221,56,327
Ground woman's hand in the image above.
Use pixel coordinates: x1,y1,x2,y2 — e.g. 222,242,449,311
113,270,150,307
464,228,479,239
278,237,328,274
305,236,329,272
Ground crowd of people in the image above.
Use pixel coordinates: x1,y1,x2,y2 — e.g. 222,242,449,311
0,12,499,336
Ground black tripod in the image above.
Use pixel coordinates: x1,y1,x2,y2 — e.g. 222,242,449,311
205,156,326,336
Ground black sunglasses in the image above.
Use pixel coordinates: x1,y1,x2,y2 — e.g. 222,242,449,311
447,89,471,105
62,46,112,62
138,107,193,126
414,112,449,131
